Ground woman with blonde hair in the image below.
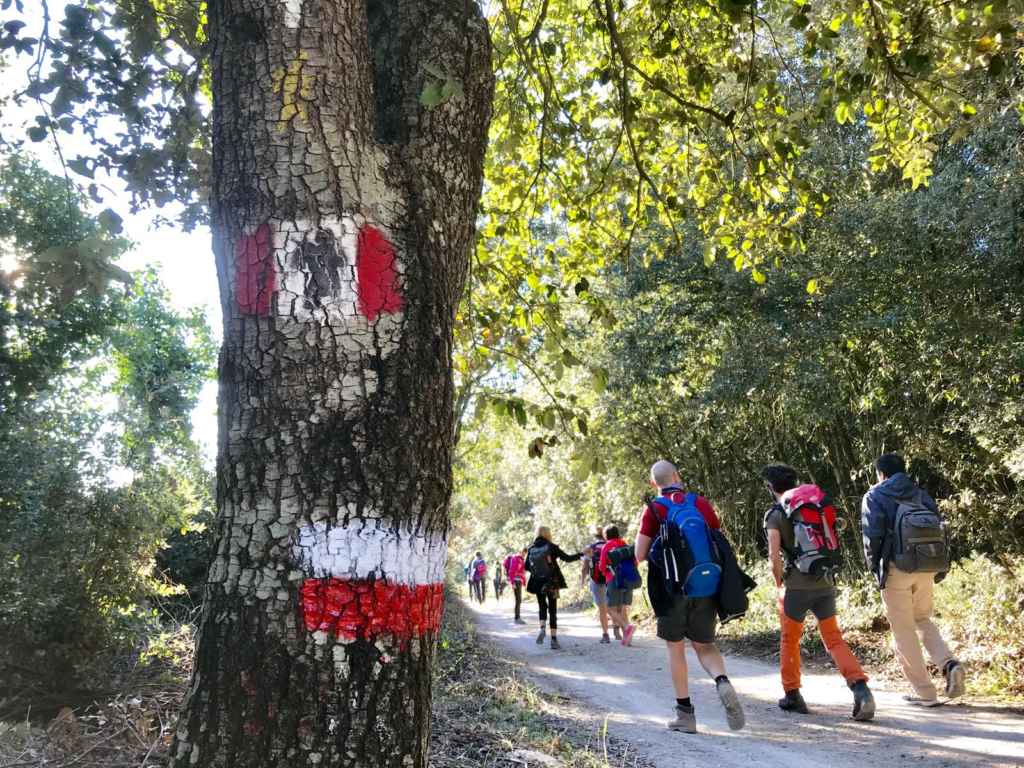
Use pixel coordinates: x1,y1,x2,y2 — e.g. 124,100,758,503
525,525,582,650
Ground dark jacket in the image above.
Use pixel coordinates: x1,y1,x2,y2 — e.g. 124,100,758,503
861,472,940,587
525,537,581,594
711,529,757,623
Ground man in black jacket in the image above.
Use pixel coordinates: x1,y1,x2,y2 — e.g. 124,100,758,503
862,453,965,705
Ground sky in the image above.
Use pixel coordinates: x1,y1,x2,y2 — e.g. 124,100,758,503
1,8,221,464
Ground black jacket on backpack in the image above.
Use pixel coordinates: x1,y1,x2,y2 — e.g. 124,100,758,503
861,472,941,588
524,537,582,594
711,529,757,623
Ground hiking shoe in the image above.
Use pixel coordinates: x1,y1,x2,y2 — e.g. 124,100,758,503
550,637,561,650
902,694,943,708
622,624,636,646
778,689,809,715
600,633,611,644
536,628,546,645
851,681,876,721
716,679,746,731
667,704,697,734
514,617,526,624
613,626,622,640
944,661,966,699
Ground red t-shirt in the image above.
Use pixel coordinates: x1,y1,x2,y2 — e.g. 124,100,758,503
598,537,629,584
638,488,720,538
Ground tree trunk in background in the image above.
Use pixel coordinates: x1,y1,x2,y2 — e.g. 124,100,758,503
170,1,492,765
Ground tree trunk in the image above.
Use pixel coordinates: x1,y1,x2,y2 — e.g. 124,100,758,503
170,1,492,766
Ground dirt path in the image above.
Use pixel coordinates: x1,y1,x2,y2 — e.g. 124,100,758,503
464,596,1024,768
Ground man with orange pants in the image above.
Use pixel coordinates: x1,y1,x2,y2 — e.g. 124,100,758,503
761,464,875,721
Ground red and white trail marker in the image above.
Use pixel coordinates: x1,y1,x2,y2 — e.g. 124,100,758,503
294,520,446,642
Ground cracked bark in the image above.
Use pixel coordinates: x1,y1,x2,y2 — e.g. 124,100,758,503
170,1,493,766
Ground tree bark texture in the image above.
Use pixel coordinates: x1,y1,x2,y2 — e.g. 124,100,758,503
170,1,493,766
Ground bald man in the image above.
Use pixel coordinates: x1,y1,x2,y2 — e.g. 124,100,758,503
634,460,745,734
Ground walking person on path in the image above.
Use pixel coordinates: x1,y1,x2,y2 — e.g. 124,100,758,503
598,525,641,646
582,526,614,643
503,548,528,624
469,551,488,604
862,452,966,706
635,460,746,734
493,559,506,600
525,526,583,650
761,464,876,721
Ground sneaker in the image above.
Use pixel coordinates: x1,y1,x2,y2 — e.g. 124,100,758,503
550,637,561,650
613,626,622,640
514,617,526,625
622,624,636,646
667,704,696,734
536,627,546,645
778,689,809,714
902,694,943,708
716,679,746,731
944,661,966,699
851,681,876,721
600,633,611,644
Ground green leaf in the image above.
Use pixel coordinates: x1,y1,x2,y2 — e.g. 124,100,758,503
419,81,444,109
98,208,123,234
27,126,47,142
806,278,819,294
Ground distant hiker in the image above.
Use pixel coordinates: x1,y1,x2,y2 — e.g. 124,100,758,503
503,548,528,624
762,464,876,721
635,460,746,734
469,551,488,604
862,453,965,705
582,525,613,643
598,525,641,646
493,560,506,599
525,526,582,650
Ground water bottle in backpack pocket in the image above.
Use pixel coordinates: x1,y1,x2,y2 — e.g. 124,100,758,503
781,484,842,578
892,494,949,573
652,492,722,598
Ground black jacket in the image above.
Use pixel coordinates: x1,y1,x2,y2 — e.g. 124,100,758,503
711,529,757,623
524,537,581,594
861,472,940,587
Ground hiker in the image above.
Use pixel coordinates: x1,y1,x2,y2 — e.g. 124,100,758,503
862,452,965,705
469,551,488,604
525,526,582,650
761,464,876,720
635,460,746,734
503,548,528,624
598,525,641,646
581,525,613,643
493,559,506,600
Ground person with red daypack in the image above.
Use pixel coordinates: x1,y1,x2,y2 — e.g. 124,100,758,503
503,548,528,624
581,525,613,643
761,464,875,721
598,525,640,646
635,460,745,734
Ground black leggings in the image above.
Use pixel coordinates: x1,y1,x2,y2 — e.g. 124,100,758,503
513,583,523,619
537,590,558,629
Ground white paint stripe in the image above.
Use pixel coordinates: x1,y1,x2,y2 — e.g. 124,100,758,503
295,519,447,585
283,0,302,28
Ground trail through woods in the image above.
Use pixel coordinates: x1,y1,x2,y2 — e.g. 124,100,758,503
465,597,1024,768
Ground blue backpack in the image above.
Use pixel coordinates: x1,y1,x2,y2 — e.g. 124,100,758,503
651,492,722,598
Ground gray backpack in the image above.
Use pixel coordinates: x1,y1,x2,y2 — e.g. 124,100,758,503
891,492,950,573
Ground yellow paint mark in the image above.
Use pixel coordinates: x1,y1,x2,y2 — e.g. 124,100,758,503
272,52,316,131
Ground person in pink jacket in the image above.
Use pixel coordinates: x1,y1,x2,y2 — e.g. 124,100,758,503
503,548,528,624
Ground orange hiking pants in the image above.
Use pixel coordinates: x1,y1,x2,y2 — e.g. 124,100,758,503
780,588,867,693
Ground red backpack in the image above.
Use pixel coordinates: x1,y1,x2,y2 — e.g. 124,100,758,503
780,484,842,578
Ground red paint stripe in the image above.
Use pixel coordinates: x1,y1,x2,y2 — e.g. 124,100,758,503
299,578,444,640
235,223,275,316
356,225,404,320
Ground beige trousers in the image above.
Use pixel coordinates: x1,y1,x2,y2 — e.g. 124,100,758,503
881,566,954,698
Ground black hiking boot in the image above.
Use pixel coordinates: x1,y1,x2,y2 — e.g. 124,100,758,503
778,689,809,714
600,633,611,644
850,680,876,722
